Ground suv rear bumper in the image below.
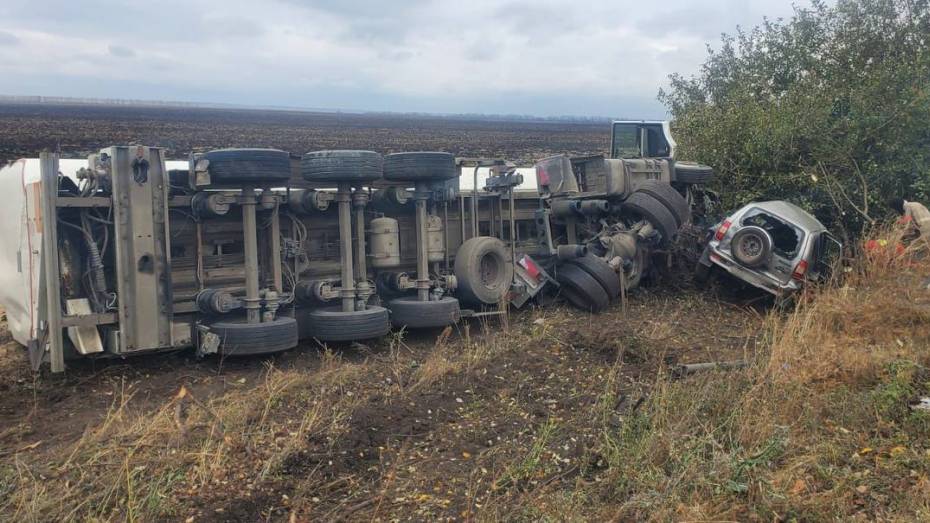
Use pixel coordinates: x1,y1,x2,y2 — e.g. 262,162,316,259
702,246,799,296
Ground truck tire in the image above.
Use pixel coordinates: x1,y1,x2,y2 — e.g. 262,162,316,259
383,152,457,181
210,317,299,356
202,149,292,184
674,162,714,184
622,192,679,247
635,180,690,226
567,255,621,301
305,306,391,341
301,150,383,182
556,263,609,313
730,226,772,267
454,236,514,306
388,296,461,328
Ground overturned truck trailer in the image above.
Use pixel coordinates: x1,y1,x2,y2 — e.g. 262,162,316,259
1,138,705,372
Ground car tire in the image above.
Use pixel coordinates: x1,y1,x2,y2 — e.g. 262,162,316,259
301,150,383,182
383,152,457,181
388,296,461,328
210,317,299,356
675,162,714,184
567,255,621,301
453,236,514,306
202,149,292,184
731,226,772,267
622,192,680,247
556,263,610,313
635,180,691,226
305,306,391,341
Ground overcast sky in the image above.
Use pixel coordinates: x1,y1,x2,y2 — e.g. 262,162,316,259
0,0,798,118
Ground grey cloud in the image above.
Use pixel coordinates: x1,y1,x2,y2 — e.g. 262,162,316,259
108,44,135,58
0,0,807,116
465,43,496,62
282,0,432,44
0,31,19,46
493,2,581,32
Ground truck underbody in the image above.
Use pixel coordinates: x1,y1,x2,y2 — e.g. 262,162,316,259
2,122,711,372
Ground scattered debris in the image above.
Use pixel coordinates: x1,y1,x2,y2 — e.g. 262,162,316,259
672,360,748,377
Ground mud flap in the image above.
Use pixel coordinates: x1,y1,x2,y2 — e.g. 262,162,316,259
27,337,45,371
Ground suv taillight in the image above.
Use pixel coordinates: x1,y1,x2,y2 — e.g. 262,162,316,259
714,220,732,241
792,260,809,280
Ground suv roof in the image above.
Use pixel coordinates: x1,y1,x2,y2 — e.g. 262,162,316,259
747,201,826,233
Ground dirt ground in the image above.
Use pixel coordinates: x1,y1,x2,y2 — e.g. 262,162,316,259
0,283,767,521
0,103,607,166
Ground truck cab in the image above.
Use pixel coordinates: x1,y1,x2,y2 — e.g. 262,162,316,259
609,120,677,160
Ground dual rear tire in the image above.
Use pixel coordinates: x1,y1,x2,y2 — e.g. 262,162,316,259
389,296,461,328
209,317,299,356
556,254,626,313
302,306,392,342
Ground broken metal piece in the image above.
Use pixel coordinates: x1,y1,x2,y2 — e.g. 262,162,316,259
673,360,748,377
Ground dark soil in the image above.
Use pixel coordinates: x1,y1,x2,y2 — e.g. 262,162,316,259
0,103,608,166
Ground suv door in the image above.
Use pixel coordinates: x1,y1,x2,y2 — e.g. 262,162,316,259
811,232,843,282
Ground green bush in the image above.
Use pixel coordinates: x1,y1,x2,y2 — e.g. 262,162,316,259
660,0,930,239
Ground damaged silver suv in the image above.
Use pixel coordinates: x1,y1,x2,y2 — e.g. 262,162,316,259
696,201,842,296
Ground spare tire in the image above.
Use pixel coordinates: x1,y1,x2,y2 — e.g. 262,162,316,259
454,236,514,306
675,162,714,184
301,150,383,182
383,152,457,181
622,192,680,247
202,149,292,184
730,226,772,267
389,296,461,328
305,306,391,342
556,263,609,313
567,255,621,301
635,180,690,226
210,317,299,356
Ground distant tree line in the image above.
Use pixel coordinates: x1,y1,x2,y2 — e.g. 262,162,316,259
660,0,930,239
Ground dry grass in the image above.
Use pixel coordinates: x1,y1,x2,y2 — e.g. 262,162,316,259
0,313,525,521
2,231,929,520
555,233,930,521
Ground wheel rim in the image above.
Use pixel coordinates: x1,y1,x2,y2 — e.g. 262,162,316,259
479,253,501,289
739,235,763,258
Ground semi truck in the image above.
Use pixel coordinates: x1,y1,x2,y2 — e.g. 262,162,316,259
0,120,713,372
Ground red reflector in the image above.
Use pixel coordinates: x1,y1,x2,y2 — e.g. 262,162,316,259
522,257,541,280
714,220,732,241
792,260,809,280
536,167,550,186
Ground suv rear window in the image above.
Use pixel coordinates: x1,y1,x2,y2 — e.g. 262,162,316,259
740,210,804,259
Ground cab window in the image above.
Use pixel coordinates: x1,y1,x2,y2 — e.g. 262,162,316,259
644,124,671,157
611,124,640,158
